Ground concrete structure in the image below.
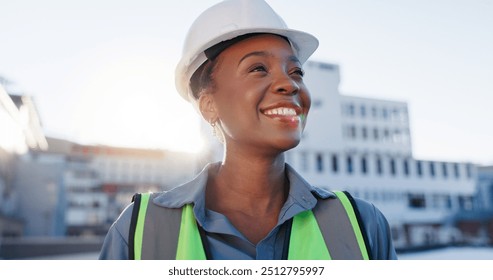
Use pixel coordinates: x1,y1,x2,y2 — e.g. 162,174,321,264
14,137,199,237
200,60,478,250
0,79,47,238
476,166,493,210
448,166,493,246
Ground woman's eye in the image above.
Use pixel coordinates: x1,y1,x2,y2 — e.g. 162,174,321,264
292,68,305,77
250,65,267,72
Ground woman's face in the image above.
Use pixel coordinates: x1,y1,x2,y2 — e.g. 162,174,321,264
210,34,311,154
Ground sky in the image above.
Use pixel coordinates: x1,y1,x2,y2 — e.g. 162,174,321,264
1,0,492,166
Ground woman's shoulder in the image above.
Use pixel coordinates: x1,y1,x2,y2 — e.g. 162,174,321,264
348,194,398,259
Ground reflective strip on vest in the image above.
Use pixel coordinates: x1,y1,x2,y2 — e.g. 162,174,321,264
176,204,207,260
289,209,331,259
131,191,369,260
333,191,370,260
133,193,150,260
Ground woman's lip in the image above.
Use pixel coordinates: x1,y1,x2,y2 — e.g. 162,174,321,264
262,112,302,127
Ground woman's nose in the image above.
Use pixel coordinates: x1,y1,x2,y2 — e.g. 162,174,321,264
272,73,300,95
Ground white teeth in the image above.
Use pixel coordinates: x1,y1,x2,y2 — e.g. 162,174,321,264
264,107,297,116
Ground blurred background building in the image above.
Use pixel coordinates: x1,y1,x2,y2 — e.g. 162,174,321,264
0,77,199,258
1,78,48,239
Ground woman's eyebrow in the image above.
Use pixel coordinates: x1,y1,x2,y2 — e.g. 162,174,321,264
238,51,268,65
238,52,301,66
288,55,301,65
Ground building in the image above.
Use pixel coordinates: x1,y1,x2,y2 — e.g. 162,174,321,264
14,137,199,237
451,166,493,245
476,166,493,210
0,78,47,238
200,60,477,250
66,141,198,236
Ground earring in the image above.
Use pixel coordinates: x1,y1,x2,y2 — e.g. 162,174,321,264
210,120,216,137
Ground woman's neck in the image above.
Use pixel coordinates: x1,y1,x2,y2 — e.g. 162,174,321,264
205,152,289,215
204,149,290,244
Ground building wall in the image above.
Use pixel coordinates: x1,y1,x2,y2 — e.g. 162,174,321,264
0,85,28,155
340,95,412,156
16,138,201,237
1,83,47,237
14,153,66,236
0,85,26,218
286,149,475,220
476,166,493,210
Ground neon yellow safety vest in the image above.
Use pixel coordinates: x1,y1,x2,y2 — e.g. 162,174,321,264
129,191,370,260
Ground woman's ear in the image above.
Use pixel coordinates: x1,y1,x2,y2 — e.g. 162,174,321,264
198,93,217,122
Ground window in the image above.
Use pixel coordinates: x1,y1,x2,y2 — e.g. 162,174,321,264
344,126,356,139
393,129,401,143
346,155,353,174
350,125,356,139
348,104,355,116
442,162,448,178
429,162,435,178
362,127,368,140
466,164,472,178
316,153,324,172
360,105,366,117
372,106,378,118
408,193,426,208
433,194,452,209
431,194,441,209
390,159,396,176
383,129,390,142
382,108,388,119
453,163,460,178
416,161,423,177
373,128,379,140
459,195,473,210
361,156,368,174
403,159,409,176
376,157,383,175
331,154,339,173
391,108,399,121
444,195,452,209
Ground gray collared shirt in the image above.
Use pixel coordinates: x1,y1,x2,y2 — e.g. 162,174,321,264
99,162,397,260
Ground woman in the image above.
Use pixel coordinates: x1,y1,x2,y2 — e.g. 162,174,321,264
99,0,397,260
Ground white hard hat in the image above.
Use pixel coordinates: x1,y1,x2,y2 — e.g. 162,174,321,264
175,0,319,102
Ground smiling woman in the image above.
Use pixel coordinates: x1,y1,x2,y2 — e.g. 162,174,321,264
99,0,397,260
70,51,205,153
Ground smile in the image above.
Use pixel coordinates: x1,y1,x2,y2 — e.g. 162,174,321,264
262,107,298,116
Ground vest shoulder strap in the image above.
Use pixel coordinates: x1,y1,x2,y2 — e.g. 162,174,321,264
128,192,183,260
128,193,141,260
313,190,371,259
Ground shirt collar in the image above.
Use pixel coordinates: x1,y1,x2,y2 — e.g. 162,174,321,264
152,162,214,223
151,161,335,222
